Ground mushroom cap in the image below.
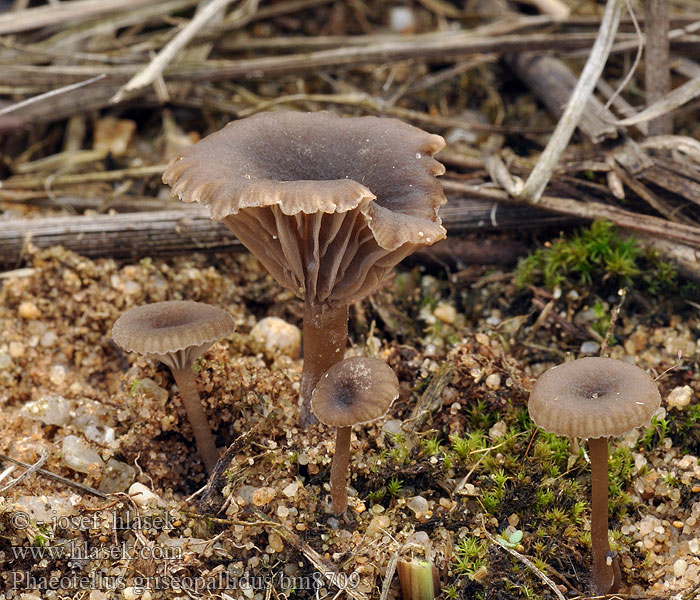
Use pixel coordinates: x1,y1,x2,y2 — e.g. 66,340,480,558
528,357,661,439
311,356,399,427
163,111,446,306
112,301,235,370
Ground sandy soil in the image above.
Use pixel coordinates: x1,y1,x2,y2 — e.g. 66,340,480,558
0,243,698,600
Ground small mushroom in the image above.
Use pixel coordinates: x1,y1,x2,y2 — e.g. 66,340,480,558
163,111,445,427
528,357,661,594
112,301,235,474
311,356,399,515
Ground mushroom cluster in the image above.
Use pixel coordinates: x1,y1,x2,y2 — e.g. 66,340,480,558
163,110,446,426
529,356,661,594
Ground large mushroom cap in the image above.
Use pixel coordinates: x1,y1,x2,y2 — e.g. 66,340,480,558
112,301,235,370
311,356,399,427
529,357,661,439
163,111,446,306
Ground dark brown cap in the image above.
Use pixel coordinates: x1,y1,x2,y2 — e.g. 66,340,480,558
163,111,446,306
311,356,399,427
528,357,661,439
112,301,235,370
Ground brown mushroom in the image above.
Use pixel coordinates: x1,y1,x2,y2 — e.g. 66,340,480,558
162,111,445,427
112,301,235,474
311,356,399,515
528,357,661,594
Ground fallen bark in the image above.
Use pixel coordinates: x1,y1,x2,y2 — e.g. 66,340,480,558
0,198,574,268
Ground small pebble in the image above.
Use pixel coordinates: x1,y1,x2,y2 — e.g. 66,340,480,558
21,394,72,426
128,482,161,506
268,532,284,553
40,331,57,347
282,481,300,498
580,340,600,354
9,341,24,358
16,495,75,523
489,420,507,440
434,302,457,324
62,435,103,473
50,364,67,386
250,317,301,358
122,586,140,600
251,487,276,506
673,559,687,577
382,419,403,435
389,5,415,33
366,515,390,536
485,373,501,390
99,458,136,494
18,301,41,320
407,495,429,517
667,385,693,409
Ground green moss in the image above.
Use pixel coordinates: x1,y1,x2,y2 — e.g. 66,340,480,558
421,435,443,456
638,414,669,450
481,491,500,514
451,430,486,462
367,488,386,504
515,220,679,294
387,477,403,498
454,536,488,577
385,432,411,465
534,487,554,510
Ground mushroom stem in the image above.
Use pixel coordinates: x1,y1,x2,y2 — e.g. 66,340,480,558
171,367,219,474
589,436,619,594
299,303,349,427
330,426,352,515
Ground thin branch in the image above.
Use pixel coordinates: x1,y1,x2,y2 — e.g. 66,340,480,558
644,0,672,134
602,0,643,113
482,521,568,600
0,74,105,117
0,0,156,35
518,0,623,203
0,453,108,499
443,179,700,248
111,0,257,103
0,448,48,494
615,76,700,127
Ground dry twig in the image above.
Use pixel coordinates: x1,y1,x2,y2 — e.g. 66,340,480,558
111,0,257,103
0,453,108,499
517,0,623,203
481,519,568,600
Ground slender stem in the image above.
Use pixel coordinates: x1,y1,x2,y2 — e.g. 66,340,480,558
589,436,618,594
172,366,219,474
299,303,348,427
330,426,351,515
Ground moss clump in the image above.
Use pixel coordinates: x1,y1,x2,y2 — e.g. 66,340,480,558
516,220,679,294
